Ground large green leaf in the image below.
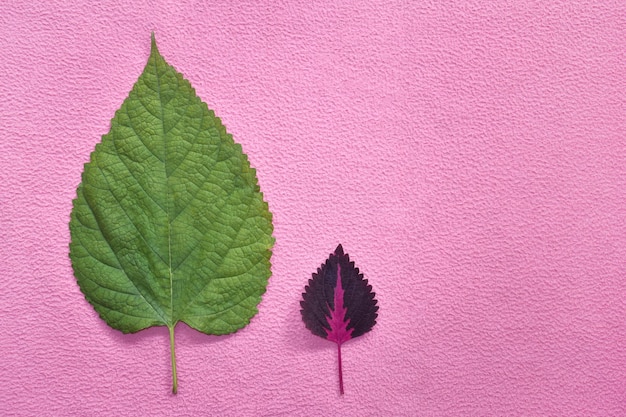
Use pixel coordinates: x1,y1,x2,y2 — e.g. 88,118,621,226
69,34,274,393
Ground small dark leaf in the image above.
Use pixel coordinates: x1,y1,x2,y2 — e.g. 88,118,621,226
300,244,378,394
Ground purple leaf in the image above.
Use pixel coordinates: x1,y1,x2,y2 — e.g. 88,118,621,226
300,244,378,394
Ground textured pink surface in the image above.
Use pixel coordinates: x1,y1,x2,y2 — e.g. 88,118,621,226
1,1,625,415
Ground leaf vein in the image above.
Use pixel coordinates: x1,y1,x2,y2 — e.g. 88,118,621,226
89,164,169,323
123,103,164,163
179,201,257,316
185,293,258,318
166,103,203,178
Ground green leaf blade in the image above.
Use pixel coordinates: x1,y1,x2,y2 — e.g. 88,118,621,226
69,35,274,388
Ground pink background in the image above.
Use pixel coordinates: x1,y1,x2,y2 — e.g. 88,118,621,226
1,1,625,415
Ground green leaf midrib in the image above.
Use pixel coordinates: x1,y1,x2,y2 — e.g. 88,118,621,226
151,39,176,328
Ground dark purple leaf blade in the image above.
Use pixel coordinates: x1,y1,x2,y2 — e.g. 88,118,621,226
300,244,378,394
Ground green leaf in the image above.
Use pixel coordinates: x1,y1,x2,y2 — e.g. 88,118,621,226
69,34,274,394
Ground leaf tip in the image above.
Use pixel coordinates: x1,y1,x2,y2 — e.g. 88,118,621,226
335,244,344,256
150,32,158,53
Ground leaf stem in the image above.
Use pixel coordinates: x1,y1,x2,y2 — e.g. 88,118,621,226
337,343,344,395
169,325,178,394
